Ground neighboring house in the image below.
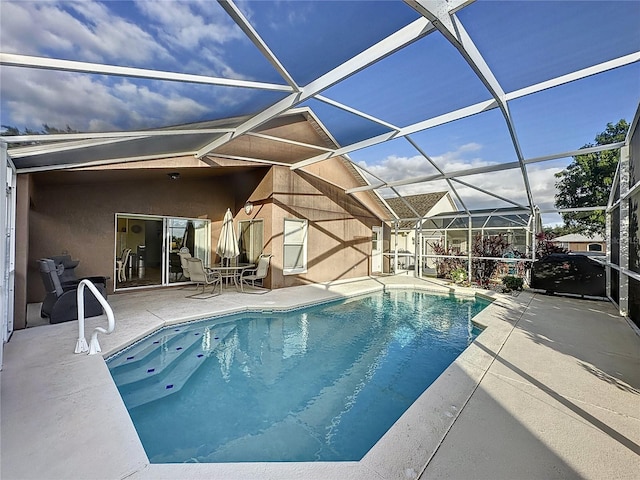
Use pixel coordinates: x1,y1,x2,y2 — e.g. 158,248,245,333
384,199,534,276
11,108,390,330
551,233,606,253
384,192,457,270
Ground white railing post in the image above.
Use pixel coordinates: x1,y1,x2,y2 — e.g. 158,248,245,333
75,279,115,355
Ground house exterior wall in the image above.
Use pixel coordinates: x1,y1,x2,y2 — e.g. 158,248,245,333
13,175,32,330
431,195,457,216
388,194,457,267
24,169,266,305
17,158,382,328
555,241,606,252
270,164,379,288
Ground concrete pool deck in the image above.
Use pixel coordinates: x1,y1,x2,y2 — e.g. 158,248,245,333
1,276,639,479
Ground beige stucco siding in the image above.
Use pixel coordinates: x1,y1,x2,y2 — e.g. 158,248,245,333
24,170,266,303
16,161,382,328
270,165,378,288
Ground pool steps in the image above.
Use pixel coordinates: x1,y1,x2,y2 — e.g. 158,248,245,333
108,327,190,369
110,331,203,387
109,324,236,409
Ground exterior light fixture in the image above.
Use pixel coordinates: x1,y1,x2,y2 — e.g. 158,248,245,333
168,172,180,180
244,201,254,215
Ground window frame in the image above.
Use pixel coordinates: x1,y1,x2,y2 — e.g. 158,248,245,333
283,218,308,275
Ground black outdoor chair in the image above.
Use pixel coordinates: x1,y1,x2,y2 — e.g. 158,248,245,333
38,258,108,324
169,252,184,281
49,254,80,283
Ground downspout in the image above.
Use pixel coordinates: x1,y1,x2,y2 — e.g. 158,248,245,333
417,221,423,278
394,221,399,274
467,214,472,284
414,221,419,278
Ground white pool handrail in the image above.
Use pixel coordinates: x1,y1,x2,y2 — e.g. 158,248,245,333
74,279,115,355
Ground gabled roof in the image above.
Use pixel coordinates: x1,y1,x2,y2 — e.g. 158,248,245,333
7,108,336,172
385,192,450,229
17,107,393,222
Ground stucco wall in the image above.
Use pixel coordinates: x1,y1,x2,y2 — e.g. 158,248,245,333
565,241,606,252
18,161,382,325
13,175,32,329
25,170,266,303
270,164,378,288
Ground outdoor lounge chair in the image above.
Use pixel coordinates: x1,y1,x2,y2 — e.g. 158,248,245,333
240,254,272,292
186,257,222,298
38,258,108,324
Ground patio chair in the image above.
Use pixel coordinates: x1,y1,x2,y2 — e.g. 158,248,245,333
169,252,183,281
116,248,131,282
178,247,192,281
186,257,222,298
240,254,272,292
50,254,80,283
38,258,108,324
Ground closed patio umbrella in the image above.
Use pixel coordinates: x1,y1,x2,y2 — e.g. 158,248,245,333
216,208,239,265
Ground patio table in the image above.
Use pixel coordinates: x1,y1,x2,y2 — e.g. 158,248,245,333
206,263,253,291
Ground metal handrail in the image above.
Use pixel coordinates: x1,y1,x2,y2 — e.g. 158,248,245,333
74,279,115,355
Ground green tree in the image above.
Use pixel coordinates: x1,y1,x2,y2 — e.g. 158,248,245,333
543,225,580,238
1,124,77,135
554,120,629,236
1,124,79,147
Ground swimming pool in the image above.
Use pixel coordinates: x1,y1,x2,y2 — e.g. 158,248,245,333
107,290,489,463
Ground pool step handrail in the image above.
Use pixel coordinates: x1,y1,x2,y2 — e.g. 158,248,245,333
74,279,115,355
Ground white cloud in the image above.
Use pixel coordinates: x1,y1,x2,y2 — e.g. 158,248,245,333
1,68,209,131
0,1,261,131
359,143,488,183
133,0,250,78
135,0,243,48
1,1,170,65
0,0,250,79
263,1,315,30
359,143,565,214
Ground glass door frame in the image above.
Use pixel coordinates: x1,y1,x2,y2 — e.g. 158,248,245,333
114,213,210,291
238,219,264,264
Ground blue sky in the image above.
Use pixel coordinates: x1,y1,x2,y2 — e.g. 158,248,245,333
1,0,639,225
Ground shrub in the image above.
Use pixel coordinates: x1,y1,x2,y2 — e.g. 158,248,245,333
535,232,570,257
450,267,467,284
429,241,465,279
472,233,510,286
502,275,524,292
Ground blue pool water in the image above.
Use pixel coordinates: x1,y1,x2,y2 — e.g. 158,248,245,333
107,290,489,463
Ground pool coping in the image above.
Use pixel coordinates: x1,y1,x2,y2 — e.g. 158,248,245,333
1,276,532,480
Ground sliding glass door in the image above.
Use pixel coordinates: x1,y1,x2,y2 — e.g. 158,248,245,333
115,214,210,290
166,218,210,284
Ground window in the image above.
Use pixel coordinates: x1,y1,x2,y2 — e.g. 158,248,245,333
588,243,603,252
283,219,307,274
